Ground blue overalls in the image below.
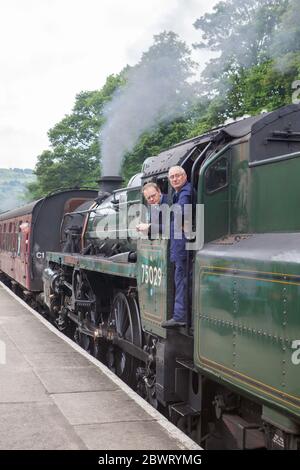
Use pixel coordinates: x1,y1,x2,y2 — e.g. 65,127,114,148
170,182,192,323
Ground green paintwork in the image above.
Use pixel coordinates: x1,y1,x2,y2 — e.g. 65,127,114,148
194,138,300,420
206,143,300,237
262,405,300,433
47,252,136,278
194,245,300,417
230,146,300,234
137,239,171,339
85,186,141,253
200,147,231,242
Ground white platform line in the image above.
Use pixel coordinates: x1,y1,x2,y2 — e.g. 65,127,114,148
0,281,202,450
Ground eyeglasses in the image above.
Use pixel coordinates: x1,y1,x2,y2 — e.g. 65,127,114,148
169,173,184,180
145,193,158,201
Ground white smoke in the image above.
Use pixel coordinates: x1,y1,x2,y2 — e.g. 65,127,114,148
270,0,300,72
99,33,195,176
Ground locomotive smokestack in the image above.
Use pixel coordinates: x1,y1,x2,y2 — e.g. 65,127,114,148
96,176,125,203
98,176,124,194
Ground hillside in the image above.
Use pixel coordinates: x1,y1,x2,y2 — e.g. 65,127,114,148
0,168,36,213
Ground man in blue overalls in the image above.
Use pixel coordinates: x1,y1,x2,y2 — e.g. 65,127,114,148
161,166,192,329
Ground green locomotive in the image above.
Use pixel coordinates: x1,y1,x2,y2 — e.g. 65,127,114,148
44,104,300,449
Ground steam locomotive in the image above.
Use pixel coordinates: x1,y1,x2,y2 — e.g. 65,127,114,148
1,104,300,449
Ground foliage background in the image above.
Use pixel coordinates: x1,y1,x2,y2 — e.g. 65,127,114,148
1,0,299,209
0,169,35,213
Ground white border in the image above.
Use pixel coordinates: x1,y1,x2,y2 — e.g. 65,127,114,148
0,281,202,450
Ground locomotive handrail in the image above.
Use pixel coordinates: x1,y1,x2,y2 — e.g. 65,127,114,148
248,149,300,168
63,208,97,218
113,198,141,208
112,184,142,196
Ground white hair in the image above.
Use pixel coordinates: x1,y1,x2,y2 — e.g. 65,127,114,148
168,166,186,177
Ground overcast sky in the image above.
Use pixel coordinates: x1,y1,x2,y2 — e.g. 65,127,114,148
0,0,218,169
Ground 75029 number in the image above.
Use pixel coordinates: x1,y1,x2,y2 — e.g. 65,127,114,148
141,264,162,287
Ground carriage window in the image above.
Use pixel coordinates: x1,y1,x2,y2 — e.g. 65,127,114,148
205,157,228,194
17,221,23,256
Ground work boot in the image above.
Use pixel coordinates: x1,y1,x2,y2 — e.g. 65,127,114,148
161,318,186,328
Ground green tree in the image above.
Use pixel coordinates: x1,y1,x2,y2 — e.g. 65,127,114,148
121,118,191,182
28,74,124,199
193,0,288,94
227,56,300,116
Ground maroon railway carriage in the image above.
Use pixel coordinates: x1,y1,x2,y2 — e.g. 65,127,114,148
0,189,97,291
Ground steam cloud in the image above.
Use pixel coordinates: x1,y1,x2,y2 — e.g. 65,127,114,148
99,35,194,176
270,0,300,72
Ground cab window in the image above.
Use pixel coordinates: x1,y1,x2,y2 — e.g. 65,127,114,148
205,157,228,194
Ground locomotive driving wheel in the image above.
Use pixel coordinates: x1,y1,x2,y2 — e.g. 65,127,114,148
106,291,142,386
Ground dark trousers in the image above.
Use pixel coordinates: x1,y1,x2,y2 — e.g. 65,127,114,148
173,260,188,322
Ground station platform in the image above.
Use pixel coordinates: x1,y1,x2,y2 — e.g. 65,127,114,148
0,282,200,451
